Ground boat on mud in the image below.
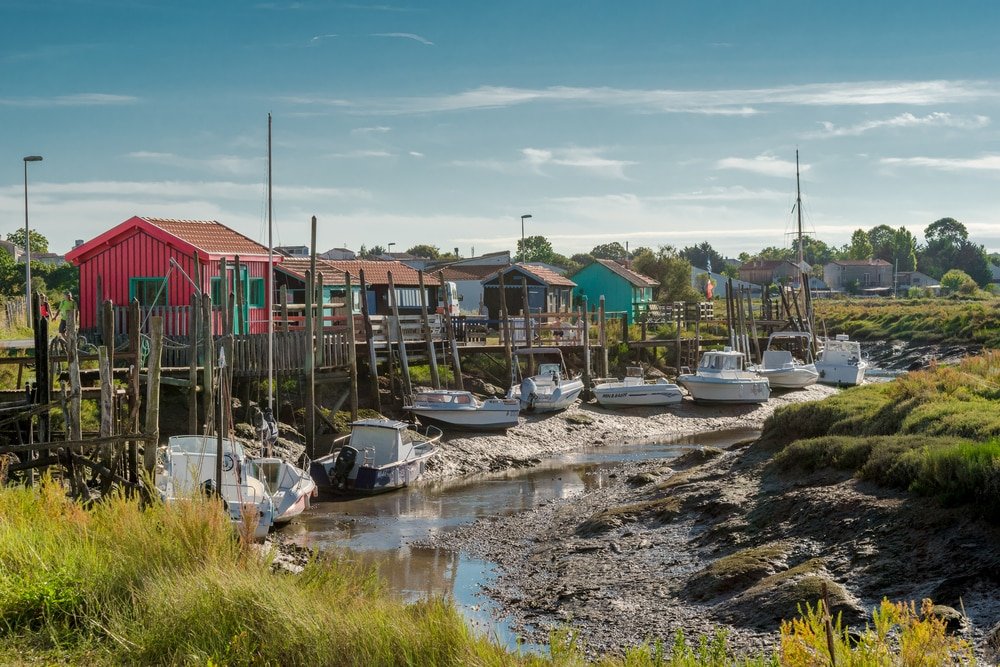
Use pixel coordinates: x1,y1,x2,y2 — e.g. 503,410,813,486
816,334,867,386
593,366,684,407
508,347,585,413
310,419,440,495
752,331,819,389
406,389,520,430
678,348,770,404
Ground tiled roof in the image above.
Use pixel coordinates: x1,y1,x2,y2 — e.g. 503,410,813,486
439,264,504,281
143,217,270,256
275,258,348,284
592,259,659,287
739,259,794,270
483,263,577,287
322,260,441,286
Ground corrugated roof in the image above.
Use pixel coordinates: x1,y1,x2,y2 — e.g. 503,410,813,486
592,259,659,287
144,217,270,256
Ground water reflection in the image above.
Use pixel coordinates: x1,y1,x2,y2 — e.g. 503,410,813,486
284,427,760,651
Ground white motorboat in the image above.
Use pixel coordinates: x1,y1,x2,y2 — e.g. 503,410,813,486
678,348,770,404
593,366,684,407
752,331,819,389
253,456,317,524
406,389,520,430
310,419,440,495
508,347,585,413
157,435,276,540
816,334,867,386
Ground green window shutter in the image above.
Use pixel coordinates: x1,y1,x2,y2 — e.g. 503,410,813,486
249,278,265,307
129,277,168,307
210,277,222,304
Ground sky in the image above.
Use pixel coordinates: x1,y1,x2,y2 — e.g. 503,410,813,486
3,1,1000,260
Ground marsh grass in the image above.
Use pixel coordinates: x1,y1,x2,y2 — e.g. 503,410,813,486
814,298,1000,346
765,351,1000,518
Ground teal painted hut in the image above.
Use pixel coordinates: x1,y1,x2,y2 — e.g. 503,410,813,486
570,259,658,321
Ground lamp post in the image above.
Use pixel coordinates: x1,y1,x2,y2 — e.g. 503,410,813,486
23,155,43,327
519,214,532,261
387,242,396,258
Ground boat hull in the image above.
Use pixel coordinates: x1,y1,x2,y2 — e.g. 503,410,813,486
593,383,683,407
515,380,584,413
677,376,770,404
311,449,436,495
756,365,819,389
816,362,867,386
408,406,519,430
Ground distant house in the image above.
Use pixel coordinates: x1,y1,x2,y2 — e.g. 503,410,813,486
738,259,809,286
273,258,359,318
435,250,510,270
571,259,658,321
439,265,498,315
896,270,941,294
318,247,356,261
823,259,893,292
988,262,1000,285
322,260,440,316
65,216,275,334
689,267,760,297
481,263,576,320
0,239,23,262
275,245,310,258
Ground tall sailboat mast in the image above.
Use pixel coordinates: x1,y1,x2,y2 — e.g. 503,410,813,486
267,114,274,421
795,149,803,267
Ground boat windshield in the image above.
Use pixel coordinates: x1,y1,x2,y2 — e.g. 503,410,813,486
538,363,561,376
701,354,741,371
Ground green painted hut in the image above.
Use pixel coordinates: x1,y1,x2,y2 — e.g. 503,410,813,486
570,259,658,320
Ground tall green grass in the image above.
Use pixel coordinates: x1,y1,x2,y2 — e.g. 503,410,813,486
814,298,1000,345
763,351,1000,519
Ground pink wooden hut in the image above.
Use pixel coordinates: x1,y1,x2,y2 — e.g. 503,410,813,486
65,216,277,335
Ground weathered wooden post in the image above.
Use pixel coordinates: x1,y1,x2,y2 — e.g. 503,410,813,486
97,344,116,495
127,299,141,483
316,272,326,368
499,269,513,385
675,302,683,372
581,301,592,399
201,293,214,435
599,295,608,377
359,269,381,412
417,270,440,389
188,293,200,434
344,272,359,420
280,285,289,332
143,316,164,476
234,254,245,335
438,270,464,390
521,277,534,376
101,300,115,366
387,271,412,399
304,268,315,458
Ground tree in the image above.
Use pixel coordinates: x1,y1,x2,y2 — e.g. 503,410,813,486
405,244,440,259
924,217,968,245
548,253,581,274
680,242,725,272
632,246,699,303
891,227,918,272
918,217,989,284
940,269,978,295
358,244,386,259
867,225,896,262
847,229,873,260
570,253,594,267
6,229,48,254
589,242,626,261
516,235,554,263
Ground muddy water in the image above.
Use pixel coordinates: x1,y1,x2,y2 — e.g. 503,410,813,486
282,427,760,650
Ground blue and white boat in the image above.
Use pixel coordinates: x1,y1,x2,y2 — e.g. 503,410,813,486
678,348,770,404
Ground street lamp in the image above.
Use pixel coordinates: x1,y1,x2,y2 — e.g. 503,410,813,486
23,155,43,327
387,242,396,258
520,214,532,262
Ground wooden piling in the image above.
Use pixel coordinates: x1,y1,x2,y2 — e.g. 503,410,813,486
188,293,199,434
417,270,440,388
128,299,141,483
359,269,382,412
581,301,592,397
143,316,164,476
304,268,315,458
438,270,464,390
280,285,289,332
387,271,412,399
101,300,115,361
674,303,682,373
599,296,608,378
746,288,761,364
521,278,534,376
234,254,245,335
498,270,513,385
344,272,359,420
201,293,214,435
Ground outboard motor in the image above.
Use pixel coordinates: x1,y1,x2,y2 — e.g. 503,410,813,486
331,446,358,491
520,376,538,411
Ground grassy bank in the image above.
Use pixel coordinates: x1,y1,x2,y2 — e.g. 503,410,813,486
813,298,1000,345
760,351,1000,519
0,482,974,665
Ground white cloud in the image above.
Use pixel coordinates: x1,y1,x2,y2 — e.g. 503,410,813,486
127,151,261,176
371,32,433,46
308,33,338,46
716,154,808,178
0,93,138,108
328,149,393,158
880,154,1000,172
521,147,636,179
284,79,999,116
408,151,424,157
351,125,392,134
811,112,990,138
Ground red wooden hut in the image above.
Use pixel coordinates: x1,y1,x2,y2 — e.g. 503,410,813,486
65,216,277,335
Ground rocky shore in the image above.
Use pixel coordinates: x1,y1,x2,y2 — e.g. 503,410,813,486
421,386,1000,660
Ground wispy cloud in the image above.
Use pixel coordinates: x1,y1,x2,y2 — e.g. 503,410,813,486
284,79,998,116
522,147,635,179
328,149,394,158
308,33,338,46
716,154,808,178
127,151,261,176
880,154,1000,172
409,151,424,158
351,125,391,134
372,32,433,46
0,180,371,201
811,111,990,138
0,93,138,108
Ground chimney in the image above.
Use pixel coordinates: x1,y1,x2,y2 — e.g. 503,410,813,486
74,239,84,247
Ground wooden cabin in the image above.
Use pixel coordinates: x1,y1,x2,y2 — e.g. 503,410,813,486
64,216,275,335
314,260,440,316
481,263,576,320
570,259,658,321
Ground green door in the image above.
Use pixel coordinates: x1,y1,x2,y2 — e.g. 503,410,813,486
211,265,250,334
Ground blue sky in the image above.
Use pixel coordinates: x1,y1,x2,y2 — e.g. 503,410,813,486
4,1,1000,259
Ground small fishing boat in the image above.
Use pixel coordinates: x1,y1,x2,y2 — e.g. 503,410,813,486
593,366,684,407
678,348,770,404
508,347,585,413
405,389,520,430
310,419,440,495
157,435,276,540
752,331,819,389
816,334,867,386
253,456,317,523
